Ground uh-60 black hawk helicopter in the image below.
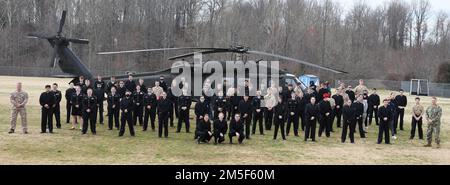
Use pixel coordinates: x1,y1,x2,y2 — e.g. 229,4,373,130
27,10,347,95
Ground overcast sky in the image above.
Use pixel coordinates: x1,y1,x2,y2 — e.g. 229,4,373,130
335,0,450,17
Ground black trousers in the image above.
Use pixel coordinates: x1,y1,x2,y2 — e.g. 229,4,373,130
368,107,379,125
53,105,61,128
214,132,226,144
177,109,190,133
264,109,273,130
174,101,179,119
299,111,305,131
335,108,342,127
197,131,212,143
158,112,169,138
108,107,119,129
66,102,72,123
252,111,264,135
133,105,143,126
169,103,174,127
378,121,390,144
341,119,355,143
229,132,245,144
96,102,104,124
41,108,53,133
397,108,405,130
230,106,238,120
273,118,286,140
286,113,299,136
356,117,366,138
393,111,399,135
305,119,316,141
82,111,96,134
119,112,135,136
411,117,423,139
318,115,331,138
244,115,252,139
144,107,156,131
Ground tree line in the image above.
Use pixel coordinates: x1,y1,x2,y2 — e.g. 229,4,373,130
0,0,449,82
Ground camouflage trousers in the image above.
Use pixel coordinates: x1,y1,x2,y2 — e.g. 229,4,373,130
11,108,27,132
426,122,440,144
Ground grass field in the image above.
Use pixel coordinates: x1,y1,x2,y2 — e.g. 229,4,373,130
0,76,448,165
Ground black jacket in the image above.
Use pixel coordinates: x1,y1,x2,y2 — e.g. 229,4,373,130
65,88,75,102
106,81,117,94
71,93,84,109
143,93,157,109
395,95,407,107
332,94,344,111
125,80,136,93
82,96,97,112
351,102,364,119
318,100,332,117
107,93,121,109
378,106,392,123
342,105,355,122
120,96,134,113
229,119,244,134
368,94,380,107
195,101,209,118
252,97,263,113
53,90,62,107
39,91,55,108
197,120,212,133
133,91,145,107
214,119,228,135
178,95,192,111
346,90,356,102
304,103,319,122
214,96,228,112
157,98,172,114
287,98,298,114
238,99,252,116
274,102,287,120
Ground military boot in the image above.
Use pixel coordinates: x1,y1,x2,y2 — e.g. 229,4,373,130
424,141,432,147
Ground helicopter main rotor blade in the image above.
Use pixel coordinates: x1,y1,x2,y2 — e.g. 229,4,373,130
57,11,67,36
168,49,231,60
247,50,347,74
67,38,90,44
50,42,60,68
26,34,52,40
97,47,224,55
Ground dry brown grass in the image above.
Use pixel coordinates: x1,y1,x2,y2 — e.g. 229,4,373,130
0,76,448,165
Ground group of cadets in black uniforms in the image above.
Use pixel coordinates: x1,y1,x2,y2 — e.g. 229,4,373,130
47,75,409,145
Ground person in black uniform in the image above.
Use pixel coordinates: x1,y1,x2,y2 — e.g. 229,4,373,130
125,75,136,93
106,76,117,95
70,86,83,130
395,89,407,131
117,81,126,98
213,91,228,120
196,114,213,144
107,86,120,130
138,78,147,94
282,84,294,102
252,91,264,135
159,76,168,92
238,95,252,139
317,83,329,103
346,86,356,103
341,100,356,143
273,96,287,140
230,89,241,121
157,92,171,138
82,88,97,135
194,96,208,139
286,93,299,137
332,90,344,128
143,88,157,131
40,85,55,134
304,97,319,142
167,84,176,128
132,85,145,126
377,99,392,144
352,94,366,138
119,91,135,137
94,75,106,125
318,93,332,138
52,83,62,129
213,112,228,144
82,79,92,95
65,83,75,124
229,113,245,144
177,90,192,133
297,91,307,131
368,88,380,126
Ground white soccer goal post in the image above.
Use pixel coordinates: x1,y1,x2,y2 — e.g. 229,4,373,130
410,79,429,96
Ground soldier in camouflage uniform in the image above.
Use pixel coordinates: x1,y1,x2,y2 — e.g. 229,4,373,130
9,82,29,134
424,97,443,148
